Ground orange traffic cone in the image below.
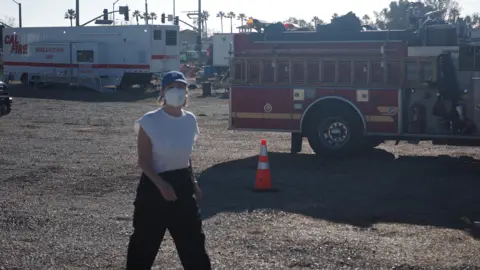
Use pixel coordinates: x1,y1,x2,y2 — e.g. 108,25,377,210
254,139,273,191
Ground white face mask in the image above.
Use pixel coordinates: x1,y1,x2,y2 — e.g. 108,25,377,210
164,88,186,107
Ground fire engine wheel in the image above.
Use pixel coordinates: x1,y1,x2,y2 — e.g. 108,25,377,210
306,106,364,157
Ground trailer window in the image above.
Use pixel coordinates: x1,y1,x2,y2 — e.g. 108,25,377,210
165,30,177,46
76,50,94,63
262,60,274,83
154,30,162,40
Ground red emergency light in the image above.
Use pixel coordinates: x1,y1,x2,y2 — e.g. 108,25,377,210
284,23,298,30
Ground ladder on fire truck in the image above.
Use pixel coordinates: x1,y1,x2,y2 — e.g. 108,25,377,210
233,16,439,89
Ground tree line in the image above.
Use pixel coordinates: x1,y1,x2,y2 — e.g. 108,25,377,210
207,0,479,35
3,0,479,33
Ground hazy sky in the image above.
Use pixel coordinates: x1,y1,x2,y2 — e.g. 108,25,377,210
1,0,479,32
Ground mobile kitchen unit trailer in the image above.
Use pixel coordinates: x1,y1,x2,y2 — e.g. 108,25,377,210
2,24,180,92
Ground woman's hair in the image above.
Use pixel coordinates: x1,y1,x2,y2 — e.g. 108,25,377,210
157,86,189,107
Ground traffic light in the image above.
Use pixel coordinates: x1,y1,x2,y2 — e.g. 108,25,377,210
103,9,108,20
174,16,179,25
119,6,129,21
161,13,166,23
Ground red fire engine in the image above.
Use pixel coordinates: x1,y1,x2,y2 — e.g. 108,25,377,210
228,12,480,157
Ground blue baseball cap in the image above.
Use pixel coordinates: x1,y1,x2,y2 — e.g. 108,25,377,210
162,71,188,89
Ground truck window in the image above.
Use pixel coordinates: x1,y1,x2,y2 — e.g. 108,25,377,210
77,50,94,63
322,61,335,83
165,30,177,46
248,60,260,83
234,60,245,81
154,30,162,40
419,61,433,82
292,61,305,83
353,61,368,84
277,61,289,83
306,61,319,83
262,60,274,83
338,61,352,84
370,61,384,83
405,61,418,82
387,62,402,84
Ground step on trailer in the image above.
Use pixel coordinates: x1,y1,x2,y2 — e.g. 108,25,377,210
1,24,180,92
228,13,480,157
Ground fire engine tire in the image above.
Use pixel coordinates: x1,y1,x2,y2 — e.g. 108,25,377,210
305,104,365,157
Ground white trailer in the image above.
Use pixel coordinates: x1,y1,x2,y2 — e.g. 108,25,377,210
2,24,180,92
212,33,234,68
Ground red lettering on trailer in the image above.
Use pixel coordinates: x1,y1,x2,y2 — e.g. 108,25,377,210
4,35,28,55
35,47,65,53
151,54,179,60
4,35,19,45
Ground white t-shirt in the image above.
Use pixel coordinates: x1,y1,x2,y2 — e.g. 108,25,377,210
135,108,199,173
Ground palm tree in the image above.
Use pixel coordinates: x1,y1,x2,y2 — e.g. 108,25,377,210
237,13,247,28
227,11,235,33
465,13,480,27
217,11,226,33
149,12,157,24
362,14,371,25
298,19,308,27
64,9,77,27
143,12,151,25
132,10,142,25
311,16,325,29
202,10,210,38
473,13,480,26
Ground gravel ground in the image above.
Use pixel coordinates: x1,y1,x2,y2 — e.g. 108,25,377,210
1,86,480,270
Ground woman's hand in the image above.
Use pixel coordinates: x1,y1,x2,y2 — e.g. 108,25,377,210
158,181,177,201
193,182,203,201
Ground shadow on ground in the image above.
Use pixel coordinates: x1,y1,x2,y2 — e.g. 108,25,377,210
8,85,157,102
197,149,480,237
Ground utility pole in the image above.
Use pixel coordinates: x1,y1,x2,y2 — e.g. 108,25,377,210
144,0,149,25
12,0,22,27
173,0,176,18
113,0,120,25
76,0,80,26
18,3,22,28
197,0,202,54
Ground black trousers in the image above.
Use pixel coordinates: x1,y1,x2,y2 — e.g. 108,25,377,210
126,168,211,270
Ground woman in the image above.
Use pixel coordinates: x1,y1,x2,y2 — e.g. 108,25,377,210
126,71,211,270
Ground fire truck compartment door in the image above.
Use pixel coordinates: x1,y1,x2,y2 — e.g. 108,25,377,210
71,43,99,78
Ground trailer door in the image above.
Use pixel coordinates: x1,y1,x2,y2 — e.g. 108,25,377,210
150,27,180,72
71,43,99,79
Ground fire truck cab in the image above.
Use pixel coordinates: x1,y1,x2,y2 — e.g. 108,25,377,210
229,13,480,157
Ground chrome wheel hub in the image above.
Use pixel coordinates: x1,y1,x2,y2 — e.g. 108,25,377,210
319,120,349,148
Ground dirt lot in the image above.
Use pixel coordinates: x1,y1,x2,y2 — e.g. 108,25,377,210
1,86,480,270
